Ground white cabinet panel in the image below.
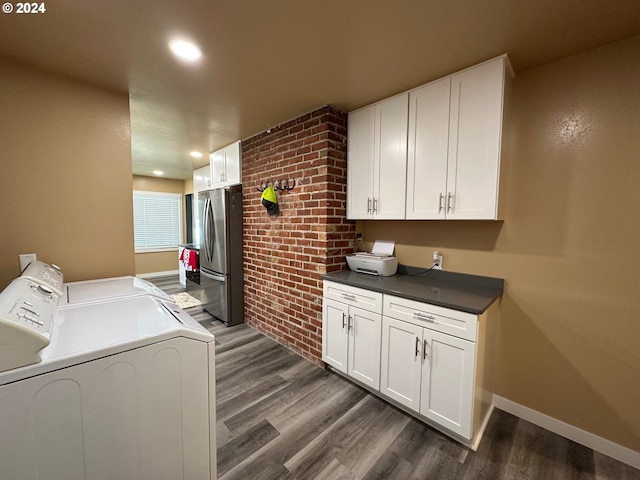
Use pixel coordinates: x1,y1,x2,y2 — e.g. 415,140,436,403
211,141,242,189
380,316,422,410
407,77,451,219
322,297,382,390
420,329,475,439
347,94,408,220
446,58,507,219
374,94,408,219
322,298,349,374
210,149,226,187
323,281,383,314
348,306,382,388
346,107,375,219
383,294,477,342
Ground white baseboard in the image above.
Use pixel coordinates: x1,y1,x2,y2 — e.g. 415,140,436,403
493,395,640,470
136,270,180,279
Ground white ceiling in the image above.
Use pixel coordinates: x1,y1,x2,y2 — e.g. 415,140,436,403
1,0,639,179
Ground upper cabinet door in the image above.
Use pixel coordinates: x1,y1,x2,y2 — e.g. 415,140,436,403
210,150,226,188
406,78,451,220
210,141,242,189
224,141,242,186
374,94,409,220
446,58,507,220
193,165,211,192
347,106,376,219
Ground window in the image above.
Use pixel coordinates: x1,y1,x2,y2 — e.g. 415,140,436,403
133,191,182,252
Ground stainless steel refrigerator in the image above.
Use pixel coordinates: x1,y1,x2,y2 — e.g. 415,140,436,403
198,185,244,326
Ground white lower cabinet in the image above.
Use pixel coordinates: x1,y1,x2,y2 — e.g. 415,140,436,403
322,283,382,390
322,280,497,448
380,316,475,439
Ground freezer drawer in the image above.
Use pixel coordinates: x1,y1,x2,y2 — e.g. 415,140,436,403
201,269,229,324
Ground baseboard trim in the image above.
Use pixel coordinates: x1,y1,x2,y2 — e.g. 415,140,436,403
493,395,640,470
136,270,180,279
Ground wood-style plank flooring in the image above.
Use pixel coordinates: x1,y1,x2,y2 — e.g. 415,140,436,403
150,275,640,480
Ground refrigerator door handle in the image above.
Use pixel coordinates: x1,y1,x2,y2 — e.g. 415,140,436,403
202,198,209,263
203,197,214,263
201,269,226,282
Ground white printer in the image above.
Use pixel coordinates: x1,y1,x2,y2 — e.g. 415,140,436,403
346,240,398,277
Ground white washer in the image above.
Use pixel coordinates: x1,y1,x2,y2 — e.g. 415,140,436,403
0,277,216,480
61,275,172,305
20,260,172,305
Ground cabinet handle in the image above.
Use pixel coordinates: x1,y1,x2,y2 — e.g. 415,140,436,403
447,193,454,213
439,193,444,213
342,312,346,329
348,315,353,331
413,312,435,322
415,337,420,357
423,339,429,360
373,197,378,214
367,198,372,214
341,293,356,301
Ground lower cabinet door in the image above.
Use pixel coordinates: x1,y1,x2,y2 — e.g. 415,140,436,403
420,329,476,439
380,316,423,410
348,306,382,390
322,298,349,374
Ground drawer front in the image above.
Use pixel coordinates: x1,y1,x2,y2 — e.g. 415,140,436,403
383,294,477,342
323,281,383,314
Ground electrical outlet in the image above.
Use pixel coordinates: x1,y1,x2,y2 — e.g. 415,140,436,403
432,251,443,270
19,253,37,272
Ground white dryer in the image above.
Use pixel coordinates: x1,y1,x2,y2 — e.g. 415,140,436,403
20,260,171,305
0,276,217,480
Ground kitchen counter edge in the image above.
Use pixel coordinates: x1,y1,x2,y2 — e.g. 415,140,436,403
322,268,503,315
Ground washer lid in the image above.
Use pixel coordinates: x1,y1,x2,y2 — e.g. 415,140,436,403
0,295,213,385
63,276,171,305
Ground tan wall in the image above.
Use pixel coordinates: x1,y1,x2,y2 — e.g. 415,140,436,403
360,36,640,451
0,60,134,286
132,175,187,275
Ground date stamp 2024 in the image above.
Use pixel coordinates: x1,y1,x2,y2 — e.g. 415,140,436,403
3,2,47,14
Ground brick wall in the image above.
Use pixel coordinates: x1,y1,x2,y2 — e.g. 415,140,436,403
242,106,355,364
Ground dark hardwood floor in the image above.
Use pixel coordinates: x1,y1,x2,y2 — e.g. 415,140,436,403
150,275,640,480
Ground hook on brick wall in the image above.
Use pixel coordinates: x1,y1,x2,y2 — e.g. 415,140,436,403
256,179,296,192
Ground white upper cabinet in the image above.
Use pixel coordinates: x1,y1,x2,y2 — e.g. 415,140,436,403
350,55,512,221
406,77,452,219
210,141,241,189
347,94,408,220
446,57,509,220
193,165,212,193
346,107,375,219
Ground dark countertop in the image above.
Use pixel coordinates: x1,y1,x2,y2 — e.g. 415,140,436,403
323,267,503,315
179,243,200,250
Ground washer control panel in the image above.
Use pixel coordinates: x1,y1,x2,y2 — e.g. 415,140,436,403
20,260,64,297
0,277,58,373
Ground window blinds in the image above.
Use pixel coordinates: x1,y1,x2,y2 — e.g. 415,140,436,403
133,191,182,252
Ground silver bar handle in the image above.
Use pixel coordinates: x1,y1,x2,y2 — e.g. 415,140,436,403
367,198,372,214
348,315,353,331
423,339,428,360
373,197,378,214
341,293,356,301
415,337,420,357
414,312,435,322
342,312,346,329
438,193,444,213
447,192,454,213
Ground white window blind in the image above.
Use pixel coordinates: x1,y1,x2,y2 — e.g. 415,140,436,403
133,191,182,252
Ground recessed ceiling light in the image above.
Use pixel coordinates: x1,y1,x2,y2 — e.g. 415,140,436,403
190,151,203,158
153,170,164,176
169,39,202,62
